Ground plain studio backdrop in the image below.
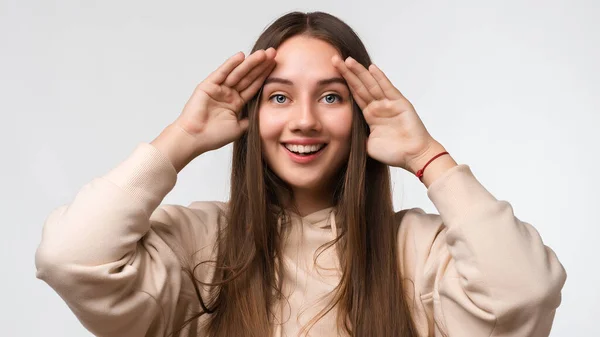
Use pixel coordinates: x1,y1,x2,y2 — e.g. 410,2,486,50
1,0,598,336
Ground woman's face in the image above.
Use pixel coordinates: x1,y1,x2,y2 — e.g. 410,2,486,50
259,35,353,193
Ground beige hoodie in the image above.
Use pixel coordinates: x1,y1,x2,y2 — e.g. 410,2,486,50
35,143,566,337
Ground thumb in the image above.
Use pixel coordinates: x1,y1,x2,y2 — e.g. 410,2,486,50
238,118,249,131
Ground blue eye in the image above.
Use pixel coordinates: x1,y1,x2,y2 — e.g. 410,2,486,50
322,94,342,104
269,94,288,104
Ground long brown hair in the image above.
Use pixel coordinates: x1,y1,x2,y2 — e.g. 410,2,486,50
179,11,418,337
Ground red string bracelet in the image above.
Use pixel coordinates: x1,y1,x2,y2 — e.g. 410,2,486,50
415,151,449,181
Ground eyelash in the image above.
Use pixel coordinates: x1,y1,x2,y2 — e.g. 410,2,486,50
268,93,343,105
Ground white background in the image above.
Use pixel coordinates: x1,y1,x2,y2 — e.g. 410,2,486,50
1,0,598,336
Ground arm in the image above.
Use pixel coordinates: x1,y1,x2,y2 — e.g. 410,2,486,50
35,141,222,337
402,164,566,336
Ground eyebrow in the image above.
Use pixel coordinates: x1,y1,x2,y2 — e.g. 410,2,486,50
263,76,347,87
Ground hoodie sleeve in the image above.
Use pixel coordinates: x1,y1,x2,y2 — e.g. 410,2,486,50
399,164,566,337
35,143,223,337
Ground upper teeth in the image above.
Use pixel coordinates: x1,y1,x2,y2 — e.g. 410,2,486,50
285,144,325,154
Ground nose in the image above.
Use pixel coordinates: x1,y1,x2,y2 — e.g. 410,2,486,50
288,101,321,133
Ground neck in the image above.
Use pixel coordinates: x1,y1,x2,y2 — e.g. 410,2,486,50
290,185,334,216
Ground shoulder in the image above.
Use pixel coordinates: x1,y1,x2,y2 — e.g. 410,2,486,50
394,207,449,287
150,200,228,229
187,200,228,223
395,207,445,252
146,201,228,263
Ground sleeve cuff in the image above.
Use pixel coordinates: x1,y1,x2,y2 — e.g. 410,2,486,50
426,164,498,223
104,143,178,213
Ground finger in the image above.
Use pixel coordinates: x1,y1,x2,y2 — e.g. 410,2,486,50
234,48,276,92
224,49,268,88
332,55,373,107
332,55,368,109
239,60,277,102
368,64,404,100
345,57,386,100
205,51,246,85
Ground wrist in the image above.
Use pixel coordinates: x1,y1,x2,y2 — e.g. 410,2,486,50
150,124,201,173
407,141,444,173
408,141,458,188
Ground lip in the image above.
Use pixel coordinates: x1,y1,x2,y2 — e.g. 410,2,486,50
282,143,326,164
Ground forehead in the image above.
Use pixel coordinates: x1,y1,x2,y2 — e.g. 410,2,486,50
271,35,341,79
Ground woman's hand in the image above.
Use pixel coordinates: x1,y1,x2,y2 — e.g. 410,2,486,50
332,55,440,173
152,48,276,172
176,48,277,153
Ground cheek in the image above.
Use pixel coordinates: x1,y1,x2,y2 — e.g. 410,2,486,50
259,109,284,142
258,109,287,165
323,108,353,144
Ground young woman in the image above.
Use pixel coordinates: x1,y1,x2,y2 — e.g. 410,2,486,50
35,11,566,337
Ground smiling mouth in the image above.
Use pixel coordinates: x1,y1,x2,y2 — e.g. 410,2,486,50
283,143,327,156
